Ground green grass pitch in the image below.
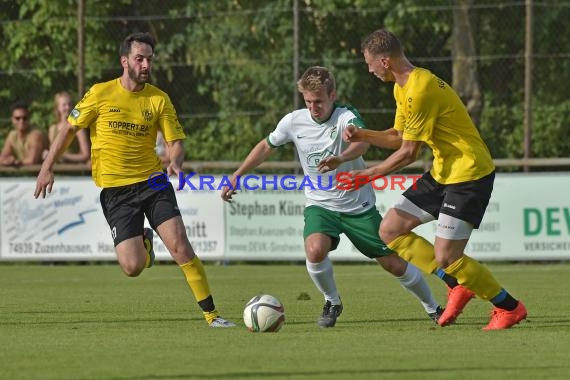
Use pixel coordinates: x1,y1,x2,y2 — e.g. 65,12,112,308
1,262,569,380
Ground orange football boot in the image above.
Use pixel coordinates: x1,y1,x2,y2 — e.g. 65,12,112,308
483,301,527,331
438,285,476,326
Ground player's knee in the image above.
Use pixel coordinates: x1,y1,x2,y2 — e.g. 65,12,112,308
379,221,397,244
120,263,144,277
434,253,459,269
305,246,327,263
376,254,406,276
434,239,465,269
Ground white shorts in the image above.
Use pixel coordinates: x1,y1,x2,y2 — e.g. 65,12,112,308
393,195,473,240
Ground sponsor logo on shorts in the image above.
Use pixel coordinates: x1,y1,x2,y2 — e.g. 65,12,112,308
437,222,456,230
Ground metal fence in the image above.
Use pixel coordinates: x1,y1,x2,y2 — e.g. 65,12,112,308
1,0,569,164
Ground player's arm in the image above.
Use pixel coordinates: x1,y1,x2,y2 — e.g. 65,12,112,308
34,123,77,198
234,138,274,176
358,137,422,179
343,126,402,150
317,139,369,173
353,87,432,181
165,139,184,177
221,138,274,202
339,140,369,162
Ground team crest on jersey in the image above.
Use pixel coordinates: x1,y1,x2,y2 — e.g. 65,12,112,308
329,125,338,140
141,108,153,121
70,109,80,120
306,149,334,169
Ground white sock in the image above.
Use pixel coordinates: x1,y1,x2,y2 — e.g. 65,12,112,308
396,262,439,314
306,257,341,305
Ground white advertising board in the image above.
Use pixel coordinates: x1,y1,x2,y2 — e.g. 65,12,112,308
222,173,570,261
0,178,110,260
0,173,568,261
0,178,224,261
473,173,570,260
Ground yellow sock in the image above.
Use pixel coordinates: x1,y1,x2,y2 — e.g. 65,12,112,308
443,255,502,300
144,252,152,268
180,256,218,323
387,232,439,275
203,310,219,324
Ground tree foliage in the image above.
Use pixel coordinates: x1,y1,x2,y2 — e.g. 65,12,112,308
0,0,568,165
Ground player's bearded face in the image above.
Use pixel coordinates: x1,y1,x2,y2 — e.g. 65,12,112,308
126,41,153,85
128,63,151,84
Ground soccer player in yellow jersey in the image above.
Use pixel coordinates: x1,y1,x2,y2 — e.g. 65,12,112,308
343,29,527,330
34,32,235,328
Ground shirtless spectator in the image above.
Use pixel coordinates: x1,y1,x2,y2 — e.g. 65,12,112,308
0,102,48,166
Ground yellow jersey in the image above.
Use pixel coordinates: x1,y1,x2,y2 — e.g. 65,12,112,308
68,78,186,187
393,68,495,184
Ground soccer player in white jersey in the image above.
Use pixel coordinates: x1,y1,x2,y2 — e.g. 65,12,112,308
221,66,444,328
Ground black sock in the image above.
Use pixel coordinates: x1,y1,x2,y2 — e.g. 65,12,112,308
441,273,459,288
493,294,518,311
198,295,215,313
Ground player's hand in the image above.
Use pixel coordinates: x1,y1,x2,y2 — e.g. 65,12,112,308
343,125,361,143
338,169,373,192
34,168,54,199
221,175,239,202
317,156,343,173
167,162,182,178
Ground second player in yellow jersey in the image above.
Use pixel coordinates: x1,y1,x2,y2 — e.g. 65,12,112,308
393,67,494,184
341,28,527,331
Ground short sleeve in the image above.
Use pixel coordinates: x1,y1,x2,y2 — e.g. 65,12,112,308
401,90,437,141
68,86,99,129
267,113,293,147
159,94,186,142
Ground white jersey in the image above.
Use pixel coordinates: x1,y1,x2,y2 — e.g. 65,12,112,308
268,104,375,214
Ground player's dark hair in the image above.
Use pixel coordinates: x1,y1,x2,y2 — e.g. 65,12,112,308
119,32,156,57
361,29,403,57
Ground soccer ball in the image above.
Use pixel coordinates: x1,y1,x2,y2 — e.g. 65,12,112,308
243,294,285,332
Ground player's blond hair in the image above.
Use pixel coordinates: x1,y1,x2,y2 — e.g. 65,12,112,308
361,29,403,57
297,66,336,95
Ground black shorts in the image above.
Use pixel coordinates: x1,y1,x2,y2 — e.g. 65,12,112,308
402,171,495,228
100,180,181,246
